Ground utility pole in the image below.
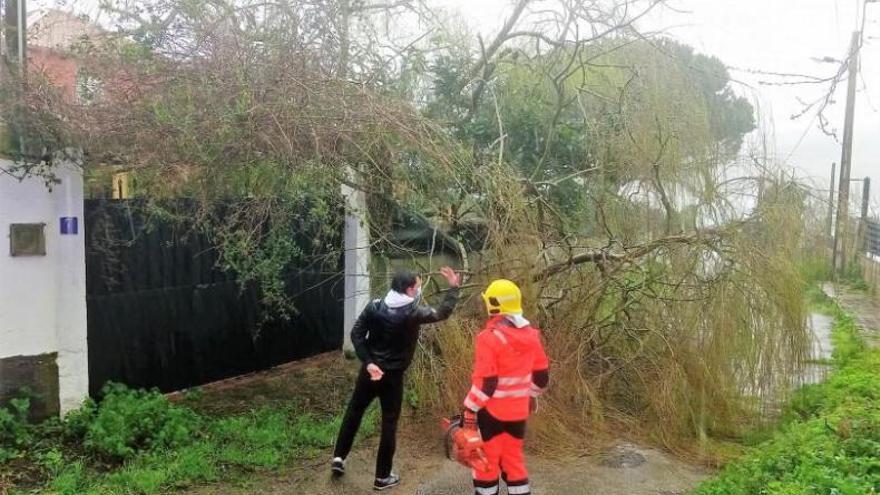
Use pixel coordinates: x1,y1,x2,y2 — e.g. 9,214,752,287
828,162,836,246
832,30,861,277
2,0,28,155
2,0,27,78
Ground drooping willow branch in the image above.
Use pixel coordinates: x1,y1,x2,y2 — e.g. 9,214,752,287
534,221,747,282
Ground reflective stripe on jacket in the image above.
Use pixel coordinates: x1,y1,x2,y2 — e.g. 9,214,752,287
464,316,549,421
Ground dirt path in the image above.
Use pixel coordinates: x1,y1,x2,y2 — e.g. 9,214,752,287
824,283,880,347
185,438,706,495
176,354,707,495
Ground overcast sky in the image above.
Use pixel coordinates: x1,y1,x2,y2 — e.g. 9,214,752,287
430,0,880,211
34,0,880,212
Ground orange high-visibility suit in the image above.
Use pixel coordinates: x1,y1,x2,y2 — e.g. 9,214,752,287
462,315,549,495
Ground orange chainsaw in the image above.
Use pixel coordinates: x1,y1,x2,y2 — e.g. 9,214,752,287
441,414,489,472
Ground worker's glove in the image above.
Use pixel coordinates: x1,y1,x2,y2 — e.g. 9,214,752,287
462,410,478,430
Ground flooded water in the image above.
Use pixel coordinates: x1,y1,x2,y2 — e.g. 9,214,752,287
799,312,834,386
753,311,834,416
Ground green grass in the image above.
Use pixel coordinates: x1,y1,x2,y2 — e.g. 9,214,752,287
804,284,834,313
799,255,832,286
3,385,379,494
840,261,871,292
691,290,880,495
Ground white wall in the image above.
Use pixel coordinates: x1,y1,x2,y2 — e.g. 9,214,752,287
52,161,89,413
0,158,88,414
0,162,58,359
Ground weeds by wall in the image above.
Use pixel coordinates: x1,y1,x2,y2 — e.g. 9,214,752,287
0,384,377,494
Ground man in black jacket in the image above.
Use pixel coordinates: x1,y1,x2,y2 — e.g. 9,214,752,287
332,266,460,491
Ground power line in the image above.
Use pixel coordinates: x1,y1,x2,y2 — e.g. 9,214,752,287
776,0,878,162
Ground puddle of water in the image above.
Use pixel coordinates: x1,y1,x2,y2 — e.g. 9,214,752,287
799,312,834,386
749,312,834,416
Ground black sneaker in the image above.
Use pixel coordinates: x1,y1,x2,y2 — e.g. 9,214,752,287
373,473,401,491
331,457,345,477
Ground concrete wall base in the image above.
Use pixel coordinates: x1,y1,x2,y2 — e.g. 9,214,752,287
0,353,60,420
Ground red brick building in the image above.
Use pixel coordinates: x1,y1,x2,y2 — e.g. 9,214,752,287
28,9,105,103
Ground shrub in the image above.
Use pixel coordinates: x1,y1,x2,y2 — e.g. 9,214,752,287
5,382,381,493
0,397,32,462
62,397,98,440
83,383,200,460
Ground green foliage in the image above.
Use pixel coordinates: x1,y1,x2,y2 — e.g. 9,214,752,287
0,398,32,462
215,225,303,319
692,301,880,495
208,167,343,320
405,385,421,409
2,383,378,494
36,447,67,476
210,409,294,468
424,38,756,233
82,383,200,460
829,313,866,366
48,460,89,495
804,284,835,316
47,445,220,495
799,255,831,286
842,263,870,292
61,397,98,440
656,39,755,155
357,404,380,440
290,413,341,449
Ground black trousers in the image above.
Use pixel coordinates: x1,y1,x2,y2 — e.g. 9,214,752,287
333,366,404,479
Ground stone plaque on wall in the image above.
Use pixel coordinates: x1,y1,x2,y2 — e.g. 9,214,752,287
10,223,46,256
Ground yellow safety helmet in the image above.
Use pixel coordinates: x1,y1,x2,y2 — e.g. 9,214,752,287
482,279,523,315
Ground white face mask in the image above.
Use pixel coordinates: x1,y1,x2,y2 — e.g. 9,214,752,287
413,287,422,300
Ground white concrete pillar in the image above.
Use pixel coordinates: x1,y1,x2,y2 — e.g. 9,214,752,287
0,156,88,417
341,172,370,355
0,163,57,360
53,158,89,414
1,159,61,419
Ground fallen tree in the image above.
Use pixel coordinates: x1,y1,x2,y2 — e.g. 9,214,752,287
3,0,817,457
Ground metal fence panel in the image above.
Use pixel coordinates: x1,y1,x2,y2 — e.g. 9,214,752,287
84,200,343,395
